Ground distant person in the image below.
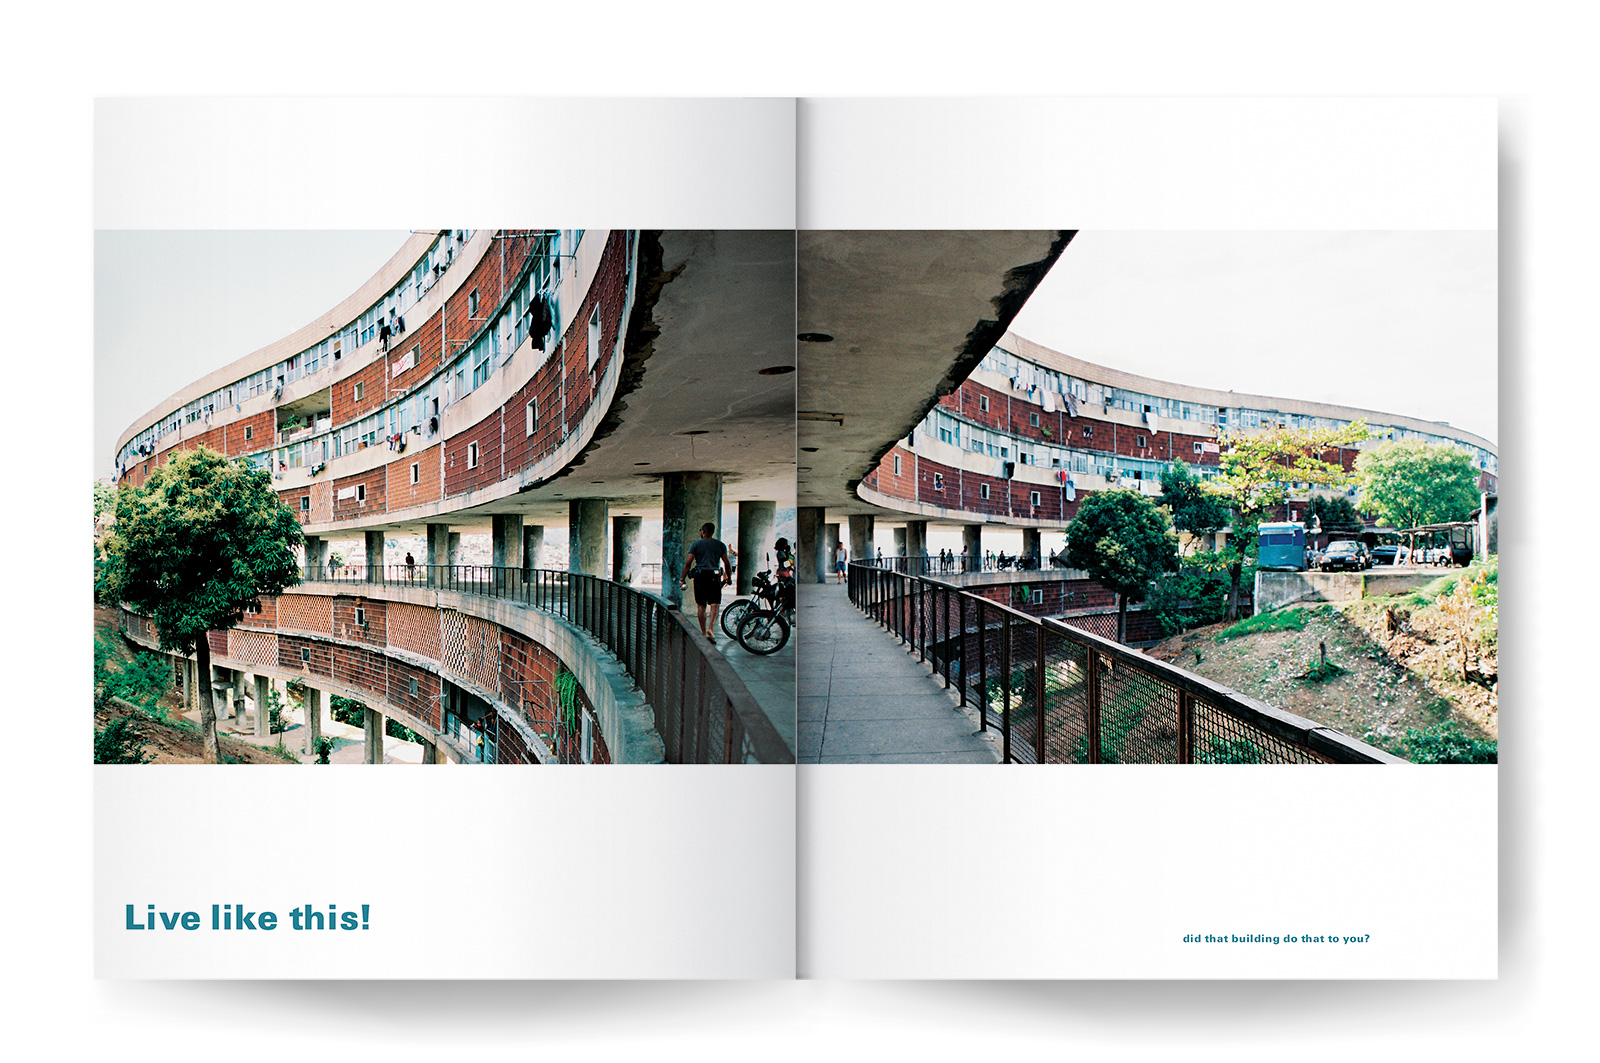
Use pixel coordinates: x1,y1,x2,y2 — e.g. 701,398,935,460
404,551,415,580
680,522,732,641
835,541,848,584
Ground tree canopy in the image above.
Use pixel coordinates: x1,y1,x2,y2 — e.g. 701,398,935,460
100,447,304,762
1158,461,1230,550
1305,493,1362,532
1063,489,1178,643
1356,439,1481,530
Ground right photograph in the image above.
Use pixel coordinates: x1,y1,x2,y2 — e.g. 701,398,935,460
796,231,1497,765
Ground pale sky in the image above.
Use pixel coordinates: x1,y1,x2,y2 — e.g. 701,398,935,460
95,230,411,478
1010,231,1497,444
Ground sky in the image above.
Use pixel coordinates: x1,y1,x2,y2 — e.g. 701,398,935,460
95,230,411,479
1009,231,1498,444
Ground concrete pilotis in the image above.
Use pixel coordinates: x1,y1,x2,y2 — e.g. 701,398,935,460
848,514,875,567
906,520,928,562
523,525,545,573
420,740,438,764
738,500,777,594
963,524,983,569
364,530,386,581
1022,528,1041,566
612,515,641,584
568,499,608,577
303,535,325,578
447,532,462,569
893,526,908,557
254,674,270,739
797,506,826,585
302,687,322,755
492,514,524,571
663,472,726,606
824,523,841,578
364,708,384,764
426,523,450,584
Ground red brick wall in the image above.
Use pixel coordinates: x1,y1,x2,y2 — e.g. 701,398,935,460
277,593,332,635
385,660,442,731
330,357,390,426
442,410,505,497
331,470,384,522
331,644,388,699
385,443,441,510
386,601,442,660
332,596,386,645
278,634,333,679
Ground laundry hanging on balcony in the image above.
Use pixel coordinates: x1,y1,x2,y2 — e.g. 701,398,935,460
1042,391,1057,413
526,293,554,350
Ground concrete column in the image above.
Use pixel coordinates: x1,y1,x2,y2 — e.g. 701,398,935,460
447,532,462,568
664,473,726,605
906,520,928,560
523,525,545,572
612,515,641,584
492,514,524,571
848,514,875,566
893,526,908,557
364,530,386,582
364,708,384,764
963,524,983,570
796,506,826,585
1022,528,1041,565
824,523,841,579
254,673,271,739
568,499,609,577
420,739,438,765
303,535,325,579
302,686,322,756
426,523,450,585
738,500,777,594
175,655,188,711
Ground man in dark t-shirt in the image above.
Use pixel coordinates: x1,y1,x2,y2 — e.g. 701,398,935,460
679,522,732,641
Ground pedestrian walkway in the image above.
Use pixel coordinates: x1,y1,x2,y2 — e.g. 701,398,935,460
796,581,1000,764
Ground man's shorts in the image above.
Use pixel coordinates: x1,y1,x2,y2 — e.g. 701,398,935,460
835,561,846,573
693,570,723,605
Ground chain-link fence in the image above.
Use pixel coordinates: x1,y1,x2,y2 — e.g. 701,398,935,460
847,561,1402,765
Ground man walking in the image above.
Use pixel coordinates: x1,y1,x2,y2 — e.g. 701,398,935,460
835,541,848,584
680,522,732,641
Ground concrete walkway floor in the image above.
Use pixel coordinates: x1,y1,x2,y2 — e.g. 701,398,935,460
796,581,1000,764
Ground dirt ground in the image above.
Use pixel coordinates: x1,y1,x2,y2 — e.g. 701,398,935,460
1148,595,1496,758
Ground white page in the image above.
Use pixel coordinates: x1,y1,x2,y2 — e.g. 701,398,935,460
796,97,1497,978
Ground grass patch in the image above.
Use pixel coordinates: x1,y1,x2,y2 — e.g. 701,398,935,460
1218,607,1314,641
1297,658,1348,684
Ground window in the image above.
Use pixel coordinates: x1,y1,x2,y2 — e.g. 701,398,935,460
356,484,366,503
588,306,602,371
410,462,420,485
1082,425,1093,438
1031,589,1044,605
979,395,990,412
893,454,902,476
300,496,310,512
1030,412,1040,427
1136,435,1147,448
468,288,479,316
355,607,367,626
353,381,364,401
933,473,944,491
1194,441,1204,454
980,484,991,500
1030,491,1041,506
408,676,419,696
468,442,479,469
244,425,253,441
301,647,311,663
526,398,538,436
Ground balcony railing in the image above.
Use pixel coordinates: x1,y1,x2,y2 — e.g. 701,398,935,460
846,561,1403,765
301,563,793,765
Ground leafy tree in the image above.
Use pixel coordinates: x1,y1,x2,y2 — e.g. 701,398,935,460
100,447,303,763
95,717,151,764
1158,461,1230,553
1211,421,1370,618
1062,489,1178,643
1356,439,1480,531
1305,493,1361,533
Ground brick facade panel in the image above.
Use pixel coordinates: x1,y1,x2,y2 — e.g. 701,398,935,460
332,644,388,699
386,601,442,660
385,443,442,511
331,469,384,522
278,634,333,679
332,596,386,645
385,661,442,731
276,593,332,635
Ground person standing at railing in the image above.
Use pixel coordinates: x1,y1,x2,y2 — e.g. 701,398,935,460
404,551,415,582
680,522,732,642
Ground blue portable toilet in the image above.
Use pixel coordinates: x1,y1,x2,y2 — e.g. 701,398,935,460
1257,522,1307,570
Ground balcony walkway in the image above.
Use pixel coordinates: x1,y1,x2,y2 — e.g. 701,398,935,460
795,581,1000,764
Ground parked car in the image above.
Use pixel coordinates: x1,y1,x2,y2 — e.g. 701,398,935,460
1318,540,1371,572
1370,544,1409,566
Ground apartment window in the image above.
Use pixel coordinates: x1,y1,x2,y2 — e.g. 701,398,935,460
893,454,902,476
356,484,366,503
468,442,480,469
353,381,365,401
1136,435,1147,448
300,496,310,512
1194,441,1204,454
301,647,311,663
588,306,602,371
980,484,991,500
355,607,367,626
1030,412,1040,427
408,676,419,697
1031,589,1044,605
933,473,944,491
1030,491,1042,506
410,462,420,485
979,395,990,412
526,398,538,436
1082,425,1093,438
244,425,253,441
469,288,479,316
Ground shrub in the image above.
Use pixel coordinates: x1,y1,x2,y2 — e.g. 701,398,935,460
1198,736,1263,764
314,736,335,764
329,694,367,728
94,718,151,764
1404,720,1497,764
1217,608,1311,640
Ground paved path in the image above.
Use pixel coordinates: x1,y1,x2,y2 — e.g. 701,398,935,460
796,581,1000,764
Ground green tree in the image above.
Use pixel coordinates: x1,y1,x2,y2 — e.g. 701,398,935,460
1356,439,1480,531
1158,461,1230,553
1212,421,1370,619
100,447,304,763
1062,489,1178,643
1305,493,1361,533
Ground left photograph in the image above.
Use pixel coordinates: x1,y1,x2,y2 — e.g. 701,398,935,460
95,229,797,766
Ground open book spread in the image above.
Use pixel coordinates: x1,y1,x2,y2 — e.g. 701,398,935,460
92,96,1497,980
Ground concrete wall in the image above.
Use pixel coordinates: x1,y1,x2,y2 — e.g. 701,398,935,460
1255,568,1442,613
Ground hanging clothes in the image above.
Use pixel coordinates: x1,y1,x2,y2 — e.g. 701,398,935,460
1064,476,1077,503
1042,391,1057,414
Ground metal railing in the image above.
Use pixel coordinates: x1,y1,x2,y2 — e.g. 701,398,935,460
302,563,793,764
846,561,1403,765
